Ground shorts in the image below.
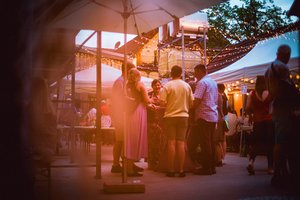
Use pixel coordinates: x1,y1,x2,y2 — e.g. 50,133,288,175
163,117,188,141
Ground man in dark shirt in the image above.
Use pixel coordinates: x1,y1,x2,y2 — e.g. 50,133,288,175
265,44,300,187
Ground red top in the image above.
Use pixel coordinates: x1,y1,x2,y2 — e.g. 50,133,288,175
100,104,110,115
250,91,272,122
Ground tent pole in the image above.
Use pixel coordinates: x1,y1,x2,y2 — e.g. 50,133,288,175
122,11,128,184
204,30,207,67
181,27,185,80
103,0,145,193
95,31,102,179
70,53,75,163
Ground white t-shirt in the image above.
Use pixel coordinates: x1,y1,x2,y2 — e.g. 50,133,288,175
160,79,194,118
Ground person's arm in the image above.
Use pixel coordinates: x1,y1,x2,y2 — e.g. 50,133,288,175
217,94,224,120
159,86,167,107
189,88,194,109
139,82,151,104
261,90,269,101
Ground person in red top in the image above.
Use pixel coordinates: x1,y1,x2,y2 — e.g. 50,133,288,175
245,75,274,175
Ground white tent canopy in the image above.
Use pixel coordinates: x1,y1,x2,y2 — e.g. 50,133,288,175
209,31,299,85
63,64,153,95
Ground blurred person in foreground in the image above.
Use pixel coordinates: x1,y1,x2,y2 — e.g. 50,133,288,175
265,44,300,187
28,77,57,199
29,77,57,166
160,65,194,177
110,62,136,173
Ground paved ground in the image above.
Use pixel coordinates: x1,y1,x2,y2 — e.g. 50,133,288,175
34,143,300,200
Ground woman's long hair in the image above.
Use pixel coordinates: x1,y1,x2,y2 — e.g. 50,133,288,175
255,76,267,98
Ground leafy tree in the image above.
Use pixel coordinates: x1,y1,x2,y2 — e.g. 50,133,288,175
206,0,293,48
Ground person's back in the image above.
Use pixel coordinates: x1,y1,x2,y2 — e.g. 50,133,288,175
264,44,300,187
265,45,294,117
162,79,193,118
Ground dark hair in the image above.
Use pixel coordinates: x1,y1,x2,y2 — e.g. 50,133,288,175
217,83,226,92
277,44,291,57
255,75,266,97
194,64,206,72
171,65,182,78
151,79,161,88
277,44,291,64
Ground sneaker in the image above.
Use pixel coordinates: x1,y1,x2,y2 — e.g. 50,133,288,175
111,164,122,173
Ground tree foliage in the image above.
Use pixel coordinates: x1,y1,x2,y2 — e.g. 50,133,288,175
206,0,293,48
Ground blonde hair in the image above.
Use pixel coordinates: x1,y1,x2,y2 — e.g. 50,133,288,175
128,68,141,83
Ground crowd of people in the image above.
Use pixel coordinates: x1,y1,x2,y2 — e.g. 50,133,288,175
106,44,300,188
29,44,300,188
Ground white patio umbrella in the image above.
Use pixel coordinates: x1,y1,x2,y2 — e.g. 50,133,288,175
49,0,227,189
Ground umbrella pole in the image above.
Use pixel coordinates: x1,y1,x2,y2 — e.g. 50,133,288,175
103,1,144,193
95,31,102,179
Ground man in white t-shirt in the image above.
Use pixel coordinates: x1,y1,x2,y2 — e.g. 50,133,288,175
160,65,194,177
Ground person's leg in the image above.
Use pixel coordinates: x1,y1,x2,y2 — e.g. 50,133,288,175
111,124,123,173
164,118,176,176
222,140,226,161
187,123,201,168
247,122,260,175
197,119,210,170
175,117,188,176
209,122,217,173
113,141,122,166
271,117,290,186
215,142,223,166
266,120,275,174
195,119,215,175
167,139,176,175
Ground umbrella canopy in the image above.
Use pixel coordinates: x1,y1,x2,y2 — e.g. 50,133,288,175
48,0,228,180
50,0,226,34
